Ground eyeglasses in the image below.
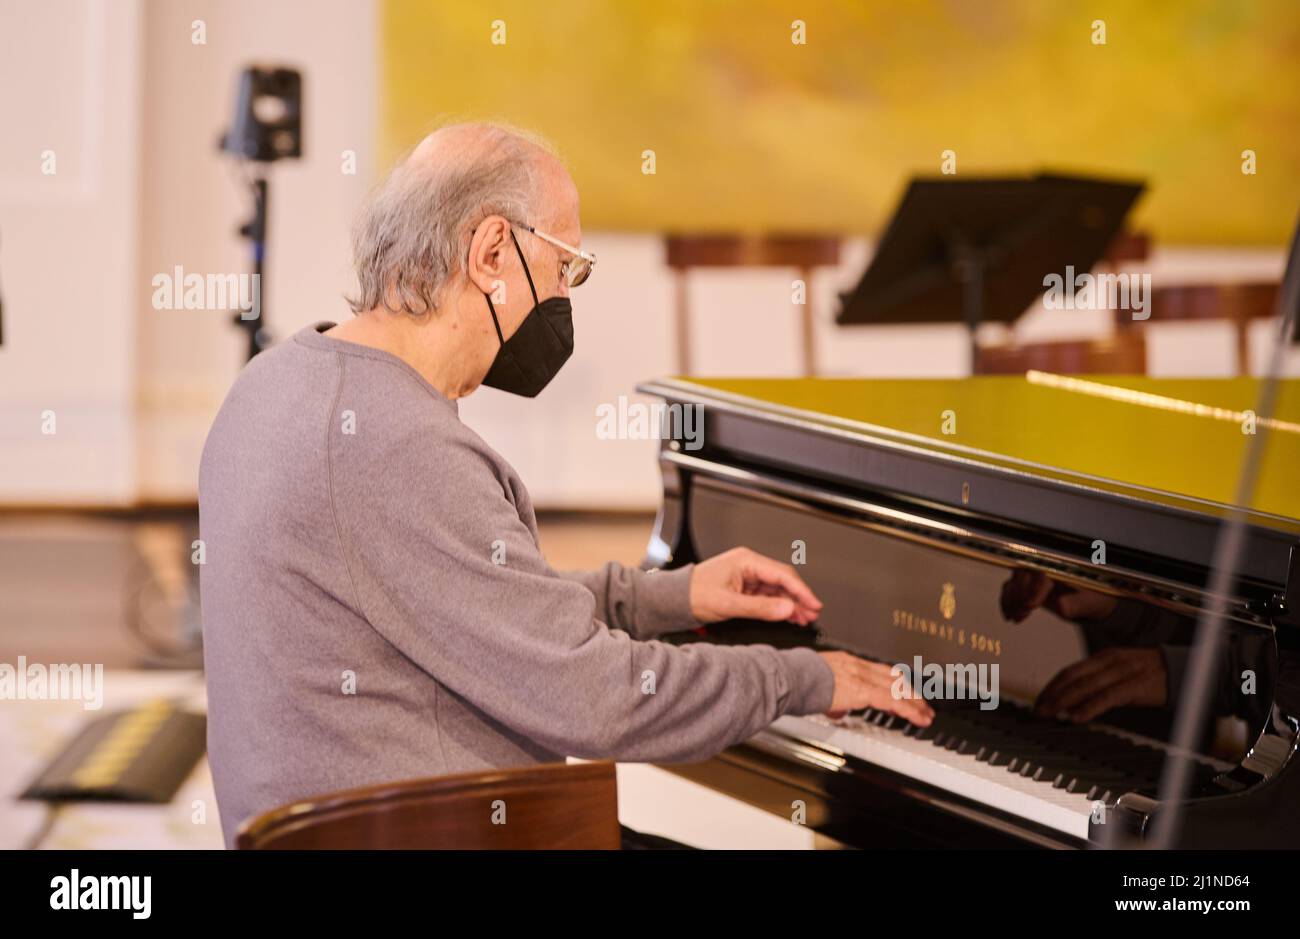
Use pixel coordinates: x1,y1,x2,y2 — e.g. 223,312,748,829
514,224,596,288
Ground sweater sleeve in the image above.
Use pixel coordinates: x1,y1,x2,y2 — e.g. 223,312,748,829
330,426,834,763
559,562,699,639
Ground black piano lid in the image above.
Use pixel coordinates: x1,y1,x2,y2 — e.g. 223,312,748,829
637,375,1300,601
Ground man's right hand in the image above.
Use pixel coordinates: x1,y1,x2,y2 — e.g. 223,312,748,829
818,651,935,726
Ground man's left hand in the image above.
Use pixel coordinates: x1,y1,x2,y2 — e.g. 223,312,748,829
689,547,823,626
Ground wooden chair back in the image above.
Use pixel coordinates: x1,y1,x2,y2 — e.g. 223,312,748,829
236,761,620,850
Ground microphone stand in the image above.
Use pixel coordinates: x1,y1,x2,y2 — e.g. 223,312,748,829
233,174,269,361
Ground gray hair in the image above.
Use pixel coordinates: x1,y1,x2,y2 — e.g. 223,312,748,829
347,123,555,317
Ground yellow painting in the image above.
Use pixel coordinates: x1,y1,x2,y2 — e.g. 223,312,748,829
382,0,1300,244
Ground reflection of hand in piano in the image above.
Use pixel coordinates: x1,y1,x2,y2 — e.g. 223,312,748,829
999,568,1119,623
1000,570,1170,721
1034,646,1168,723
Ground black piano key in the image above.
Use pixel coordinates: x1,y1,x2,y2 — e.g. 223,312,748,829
1000,758,1027,776
1031,751,1109,784
1051,771,1079,790
941,715,1027,752
1042,756,1109,789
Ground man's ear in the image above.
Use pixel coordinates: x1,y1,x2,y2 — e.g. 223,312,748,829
466,216,512,295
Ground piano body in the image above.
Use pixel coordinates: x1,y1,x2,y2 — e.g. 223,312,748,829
639,373,1300,848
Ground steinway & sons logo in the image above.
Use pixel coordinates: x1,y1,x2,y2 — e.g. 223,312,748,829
892,579,1002,656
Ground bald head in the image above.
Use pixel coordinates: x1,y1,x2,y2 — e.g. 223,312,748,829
409,123,578,234
347,122,575,317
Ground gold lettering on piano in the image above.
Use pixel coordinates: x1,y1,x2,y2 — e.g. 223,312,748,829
891,608,1002,656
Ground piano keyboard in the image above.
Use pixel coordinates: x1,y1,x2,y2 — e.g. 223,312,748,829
770,700,1226,841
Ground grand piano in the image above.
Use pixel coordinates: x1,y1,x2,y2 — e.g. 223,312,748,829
639,372,1300,848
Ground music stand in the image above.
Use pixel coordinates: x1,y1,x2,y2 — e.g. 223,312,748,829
837,173,1144,371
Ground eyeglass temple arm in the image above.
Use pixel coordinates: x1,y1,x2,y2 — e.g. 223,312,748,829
524,225,595,262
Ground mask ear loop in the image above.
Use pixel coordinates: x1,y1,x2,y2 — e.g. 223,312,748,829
482,293,506,346
509,228,541,307
481,228,539,347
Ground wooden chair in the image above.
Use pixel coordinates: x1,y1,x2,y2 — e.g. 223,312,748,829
1114,281,1280,374
665,233,841,376
235,761,620,850
976,332,1147,375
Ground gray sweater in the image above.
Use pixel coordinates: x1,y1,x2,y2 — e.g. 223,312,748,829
198,322,834,846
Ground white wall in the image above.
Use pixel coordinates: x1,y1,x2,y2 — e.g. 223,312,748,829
0,0,143,504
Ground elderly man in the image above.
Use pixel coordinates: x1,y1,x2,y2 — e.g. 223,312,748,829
199,122,931,848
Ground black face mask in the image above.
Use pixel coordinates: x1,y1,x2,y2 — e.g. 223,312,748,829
481,231,574,397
